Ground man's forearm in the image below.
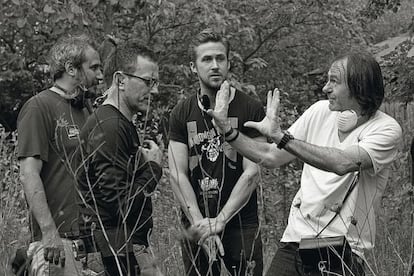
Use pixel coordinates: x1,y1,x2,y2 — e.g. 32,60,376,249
283,139,360,175
216,168,258,224
228,131,294,168
170,174,204,225
21,172,58,234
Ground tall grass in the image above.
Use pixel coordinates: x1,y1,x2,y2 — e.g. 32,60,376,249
0,122,413,275
0,127,30,276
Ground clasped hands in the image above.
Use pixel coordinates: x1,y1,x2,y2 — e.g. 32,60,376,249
187,217,226,262
206,80,284,143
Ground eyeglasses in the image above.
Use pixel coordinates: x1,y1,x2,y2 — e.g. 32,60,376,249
121,72,159,89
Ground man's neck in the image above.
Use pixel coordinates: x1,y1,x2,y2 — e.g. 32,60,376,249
199,86,218,108
103,93,133,121
53,79,77,96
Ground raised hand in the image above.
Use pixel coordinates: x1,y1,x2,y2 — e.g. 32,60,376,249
244,88,283,142
206,80,232,134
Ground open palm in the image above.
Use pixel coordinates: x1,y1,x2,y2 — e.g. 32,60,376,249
244,88,282,140
207,81,232,134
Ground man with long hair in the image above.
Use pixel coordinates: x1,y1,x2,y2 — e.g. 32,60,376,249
207,52,402,276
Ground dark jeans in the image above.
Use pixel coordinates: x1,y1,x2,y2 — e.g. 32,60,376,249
182,225,263,276
266,242,365,276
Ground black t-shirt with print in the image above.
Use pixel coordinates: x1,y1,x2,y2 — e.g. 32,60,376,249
17,89,89,240
169,90,265,228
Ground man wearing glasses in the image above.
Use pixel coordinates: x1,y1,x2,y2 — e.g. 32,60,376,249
75,40,163,276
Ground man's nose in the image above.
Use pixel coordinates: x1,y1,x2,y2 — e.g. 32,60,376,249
211,59,219,69
322,83,330,94
96,68,104,81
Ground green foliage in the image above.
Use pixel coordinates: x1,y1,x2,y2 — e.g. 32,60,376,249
1,1,414,274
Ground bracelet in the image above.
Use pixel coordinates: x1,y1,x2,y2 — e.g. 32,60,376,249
224,127,234,138
225,129,239,143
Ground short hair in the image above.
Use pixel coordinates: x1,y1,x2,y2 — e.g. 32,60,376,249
48,34,92,81
188,28,230,61
103,40,157,86
336,52,384,117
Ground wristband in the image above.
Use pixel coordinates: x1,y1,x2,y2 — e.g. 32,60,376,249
277,131,294,149
224,127,234,138
226,129,239,143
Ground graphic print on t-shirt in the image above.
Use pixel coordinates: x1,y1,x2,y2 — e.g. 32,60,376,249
186,118,238,204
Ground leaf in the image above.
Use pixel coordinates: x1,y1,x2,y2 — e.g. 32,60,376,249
110,0,119,5
70,1,82,14
88,0,100,7
11,0,20,5
16,18,26,28
120,0,135,9
43,4,55,14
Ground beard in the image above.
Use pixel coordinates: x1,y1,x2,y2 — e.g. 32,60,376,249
199,76,224,92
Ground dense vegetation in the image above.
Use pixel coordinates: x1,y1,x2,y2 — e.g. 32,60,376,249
1,0,413,275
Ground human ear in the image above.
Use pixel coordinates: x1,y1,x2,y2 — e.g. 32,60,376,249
65,61,77,77
114,71,125,90
190,61,197,74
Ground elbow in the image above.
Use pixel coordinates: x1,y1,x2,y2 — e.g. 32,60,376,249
332,162,357,176
260,154,278,169
261,159,275,169
19,169,33,187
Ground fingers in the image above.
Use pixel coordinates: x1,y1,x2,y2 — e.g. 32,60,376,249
272,88,280,105
44,247,65,267
60,249,66,267
53,248,60,265
213,236,225,256
143,139,158,149
46,247,54,263
267,90,272,112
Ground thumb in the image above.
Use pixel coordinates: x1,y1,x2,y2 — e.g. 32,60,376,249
214,236,225,256
205,109,216,118
244,121,260,130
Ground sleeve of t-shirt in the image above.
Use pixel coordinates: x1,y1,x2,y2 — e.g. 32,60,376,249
358,118,402,175
168,102,187,144
17,97,50,162
241,98,265,139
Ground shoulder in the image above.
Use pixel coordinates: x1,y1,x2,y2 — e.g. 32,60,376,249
170,94,197,117
308,100,330,112
232,90,262,107
365,110,402,137
300,100,332,120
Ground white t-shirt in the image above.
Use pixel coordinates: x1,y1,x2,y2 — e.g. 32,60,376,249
281,100,402,254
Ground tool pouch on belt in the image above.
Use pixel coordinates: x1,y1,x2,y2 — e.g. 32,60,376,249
298,235,352,273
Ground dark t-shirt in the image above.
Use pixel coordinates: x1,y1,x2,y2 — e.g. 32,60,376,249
17,89,89,240
75,104,162,255
169,90,265,228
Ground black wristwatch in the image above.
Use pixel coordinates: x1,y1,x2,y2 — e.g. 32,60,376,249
277,131,294,149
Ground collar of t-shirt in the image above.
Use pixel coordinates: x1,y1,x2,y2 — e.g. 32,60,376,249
196,86,236,112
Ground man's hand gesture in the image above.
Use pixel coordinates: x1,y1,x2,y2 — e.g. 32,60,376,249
206,81,232,134
244,88,283,142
